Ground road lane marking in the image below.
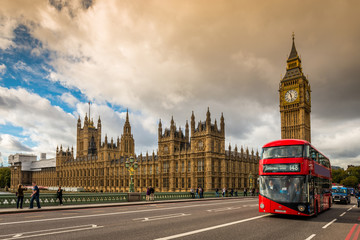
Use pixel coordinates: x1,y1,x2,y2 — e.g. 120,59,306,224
345,224,358,240
0,224,102,239
207,207,242,212
347,207,353,212
322,218,337,229
340,212,347,217
133,213,190,222
0,199,256,226
154,214,269,240
304,234,316,240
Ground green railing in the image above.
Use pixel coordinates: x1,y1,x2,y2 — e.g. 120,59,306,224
0,192,256,208
0,193,128,208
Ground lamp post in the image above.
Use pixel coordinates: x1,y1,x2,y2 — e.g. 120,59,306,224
249,172,253,189
125,156,138,193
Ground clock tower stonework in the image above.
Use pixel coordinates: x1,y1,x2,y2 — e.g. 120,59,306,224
279,34,311,142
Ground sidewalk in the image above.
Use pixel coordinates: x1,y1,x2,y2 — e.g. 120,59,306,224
0,196,257,214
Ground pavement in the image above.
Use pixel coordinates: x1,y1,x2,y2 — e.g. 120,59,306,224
0,196,360,240
0,196,247,214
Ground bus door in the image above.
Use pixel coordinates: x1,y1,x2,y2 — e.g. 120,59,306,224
308,176,315,214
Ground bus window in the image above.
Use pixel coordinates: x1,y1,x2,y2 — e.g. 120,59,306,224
310,148,318,163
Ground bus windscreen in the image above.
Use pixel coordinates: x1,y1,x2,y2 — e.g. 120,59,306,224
262,145,303,159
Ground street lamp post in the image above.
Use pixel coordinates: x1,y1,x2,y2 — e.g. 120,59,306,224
249,172,253,189
125,156,138,193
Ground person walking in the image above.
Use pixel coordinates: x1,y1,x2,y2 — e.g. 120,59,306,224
57,186,63,205
215,188,219,197
244,188,247,197
146,187,150,201
190,188,195,198
196,187,199,198
149,186,155,201
230,188,234,197
29,181,41,209
199,187,203,198
222,187,226,197
16,184,26,209
252,188,256,196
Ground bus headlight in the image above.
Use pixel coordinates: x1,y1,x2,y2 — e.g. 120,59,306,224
297,204,306,212
260,203,265,209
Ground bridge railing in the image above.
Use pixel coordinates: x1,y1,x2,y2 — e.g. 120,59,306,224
0,192,256,208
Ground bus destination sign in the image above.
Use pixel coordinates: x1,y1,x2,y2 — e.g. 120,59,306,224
263,163,301,173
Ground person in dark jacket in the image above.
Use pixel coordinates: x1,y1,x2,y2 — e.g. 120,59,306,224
16,184,26,209
149,186,155,201
29,181,41,209
57,186,63,205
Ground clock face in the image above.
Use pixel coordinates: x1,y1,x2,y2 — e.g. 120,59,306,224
285,89,298,103
306,90,310,102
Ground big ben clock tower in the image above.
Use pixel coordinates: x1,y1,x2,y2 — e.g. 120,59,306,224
279,34,311,142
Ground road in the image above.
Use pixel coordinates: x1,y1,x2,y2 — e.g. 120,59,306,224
0,197,359,240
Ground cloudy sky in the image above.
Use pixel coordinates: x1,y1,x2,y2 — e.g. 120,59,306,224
0,0,359,168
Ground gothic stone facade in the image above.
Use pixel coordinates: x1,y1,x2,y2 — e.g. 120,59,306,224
11,109,259,192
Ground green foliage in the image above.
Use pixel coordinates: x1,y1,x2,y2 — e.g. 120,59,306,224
0,167,11,188
332,169,347,183
340,176,359,188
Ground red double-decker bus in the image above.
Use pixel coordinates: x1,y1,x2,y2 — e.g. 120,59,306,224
258,139,332,216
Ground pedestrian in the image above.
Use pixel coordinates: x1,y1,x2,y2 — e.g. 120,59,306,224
244,188,247,197
16,184,26,209
199,187,203,198
29,181,41,209
57,186,63,205
252,188,256,196
190,188,195,198
256,189,259,196
149,186,155,201
222,187,226,197
146,187,150,201
235,189,238,197
196,187,199,198
215,188,219,197
230,188,234,197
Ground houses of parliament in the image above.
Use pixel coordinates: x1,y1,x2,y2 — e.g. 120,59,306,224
10,35,311,192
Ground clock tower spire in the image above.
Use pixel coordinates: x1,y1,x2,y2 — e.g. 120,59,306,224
279,34,311,142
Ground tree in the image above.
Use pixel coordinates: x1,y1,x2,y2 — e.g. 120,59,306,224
332,169,347,184
340,176,359,188
0,167,11,188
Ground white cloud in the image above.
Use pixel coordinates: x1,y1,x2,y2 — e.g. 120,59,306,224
0,64,6,75
0,0,359,169
60,92,79,107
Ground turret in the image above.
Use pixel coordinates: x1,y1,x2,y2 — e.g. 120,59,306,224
220,112,225,134
158,119,162,139
185,120,189,141
191,111,195,134
206,107,211,131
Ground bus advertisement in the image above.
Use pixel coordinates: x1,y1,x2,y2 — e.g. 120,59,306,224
258,139,332,216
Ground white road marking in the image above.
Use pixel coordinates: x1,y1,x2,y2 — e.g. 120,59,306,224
304,234,316,240
207,207,242,212
0,199,257,226
133,213,191,222
322,218,337,229
154,214,269,240
347,207,353,212
0,224,102,239
340,212,346,217
242,204,258,207
353,205,356,207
